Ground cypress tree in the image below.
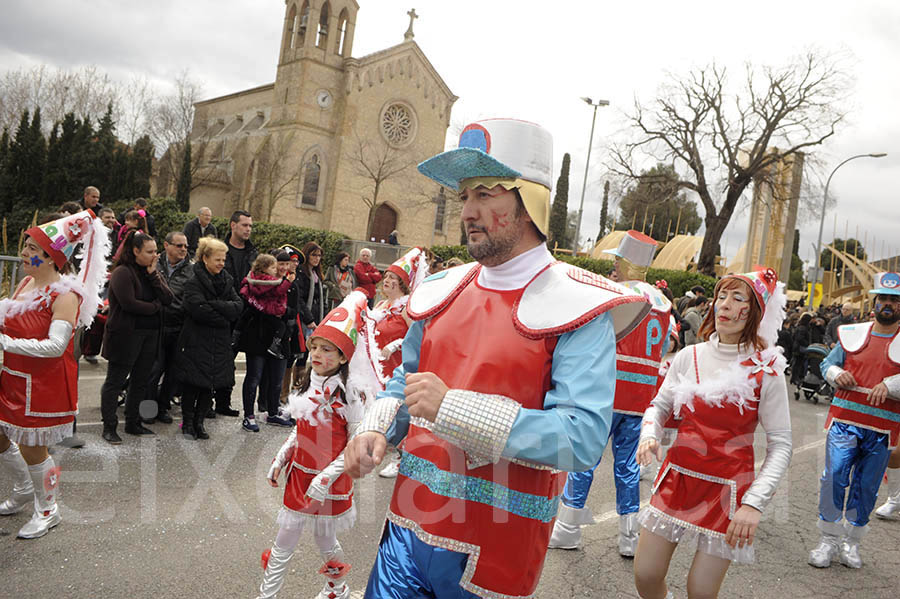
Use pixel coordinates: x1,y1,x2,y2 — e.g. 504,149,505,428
176,141,192,211
599,180,609,238
548,153,571,248
130,135,154,199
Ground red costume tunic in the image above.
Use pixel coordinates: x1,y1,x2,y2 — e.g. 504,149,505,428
826,323,900,448
392,276,564,598
0,280,78,446
649,347,777,539
282,384,354,519
371,298,409,381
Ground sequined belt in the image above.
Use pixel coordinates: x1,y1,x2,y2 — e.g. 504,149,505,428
397,452,560,523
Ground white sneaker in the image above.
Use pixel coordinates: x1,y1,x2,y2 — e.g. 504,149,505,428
839,539,863,568
378,460,399,478
17,504,61,539
808,535,839,568
875,498,900,520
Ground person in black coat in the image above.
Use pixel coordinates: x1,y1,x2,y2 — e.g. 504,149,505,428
790,313,813,386
174,238,243,440
182,207,218,258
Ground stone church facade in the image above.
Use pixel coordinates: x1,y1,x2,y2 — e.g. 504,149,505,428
175,2,460,245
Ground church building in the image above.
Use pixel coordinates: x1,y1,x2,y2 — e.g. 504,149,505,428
177,2,459,245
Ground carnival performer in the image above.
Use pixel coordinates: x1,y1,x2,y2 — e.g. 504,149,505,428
808,272,900,568
257,290,379,599
0,210,109,538
550,230,673,556
634,268,792,599
874,445,900,519
360,246,430,478
343,118,650,598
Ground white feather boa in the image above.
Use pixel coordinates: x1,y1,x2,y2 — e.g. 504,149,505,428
0,215,110,329
669,346,787,418
288,375,366,427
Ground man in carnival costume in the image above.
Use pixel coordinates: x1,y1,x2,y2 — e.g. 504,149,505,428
0,209,109,538
809,272,900,569
549,230,674,556
344,118,651,598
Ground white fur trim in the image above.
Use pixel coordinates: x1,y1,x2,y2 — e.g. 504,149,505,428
670,347,786,417
757,281,787,350
409,252,430,293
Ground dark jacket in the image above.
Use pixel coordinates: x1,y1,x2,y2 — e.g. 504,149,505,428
224,235,258,296
102,264,174,360
237,279,300,357
160,257,195,333
295,268,325,327
825,314,853,347
175,263,243,389
182,218,218,258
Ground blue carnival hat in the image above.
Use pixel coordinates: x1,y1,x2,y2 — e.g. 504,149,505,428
417,119,552,191
870,272,900,296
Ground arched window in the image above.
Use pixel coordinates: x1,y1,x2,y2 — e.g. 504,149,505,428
298,1,310,45
283,4,297,57
301,155,321,207
335,9,349,55
317,2,330,48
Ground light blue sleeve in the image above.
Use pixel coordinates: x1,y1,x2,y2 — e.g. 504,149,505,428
501,312,616,472
820,343,845,378
376,320,424,446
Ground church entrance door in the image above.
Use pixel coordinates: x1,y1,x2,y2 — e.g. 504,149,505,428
370,203,398,243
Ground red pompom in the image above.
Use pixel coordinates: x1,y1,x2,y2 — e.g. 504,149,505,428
261,548,271,570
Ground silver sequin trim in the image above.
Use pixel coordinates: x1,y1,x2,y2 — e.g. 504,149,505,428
358,396,403,436
387,511,536,599
616,354,661,368
433,389,520,465
653,462,737,521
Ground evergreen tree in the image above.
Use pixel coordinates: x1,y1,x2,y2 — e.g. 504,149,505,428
548,153,571,248
130,135,154,198
618,163,701,241
599,180,610,238
176,140,192,211
87,104,117,192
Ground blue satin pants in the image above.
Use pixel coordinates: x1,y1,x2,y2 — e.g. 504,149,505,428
365,521,479,599
818,422,890,527
561,412,641,515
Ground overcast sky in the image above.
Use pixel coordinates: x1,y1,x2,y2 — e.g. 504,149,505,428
2,0,898,267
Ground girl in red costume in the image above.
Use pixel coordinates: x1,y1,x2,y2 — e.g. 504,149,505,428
257,290,378,599
360,247,429,478
634,269,793,599
0,210,109,538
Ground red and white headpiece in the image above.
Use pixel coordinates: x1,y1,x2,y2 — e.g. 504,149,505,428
386,247,430,293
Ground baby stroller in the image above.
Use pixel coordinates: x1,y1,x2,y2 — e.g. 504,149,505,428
794,343,832,404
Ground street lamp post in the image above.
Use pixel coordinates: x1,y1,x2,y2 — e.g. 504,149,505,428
573,97,609,253
808,152,887,308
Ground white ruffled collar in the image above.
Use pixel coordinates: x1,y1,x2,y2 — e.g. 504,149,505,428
288,372,346,425
476,243,554,291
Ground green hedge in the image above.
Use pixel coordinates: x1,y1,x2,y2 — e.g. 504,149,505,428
430,244,717,298
126,197,349,267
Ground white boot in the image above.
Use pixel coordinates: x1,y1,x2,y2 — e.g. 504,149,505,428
618,513,640,557
317,542,351,599
548,503,592,549
839,523,866,569
808,519,843,568
0,443,34,515
17,456,61,539
257,545,294,599
875,467,900,520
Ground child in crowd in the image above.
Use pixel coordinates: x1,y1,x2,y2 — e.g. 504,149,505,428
239,254,293,359
257,290,374,599
112,209,148,262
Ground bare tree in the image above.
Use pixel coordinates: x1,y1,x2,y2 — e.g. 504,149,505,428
0,65,121,134
344,130,420,238
611,52,849,275
145,70,206,191
246,132,304,222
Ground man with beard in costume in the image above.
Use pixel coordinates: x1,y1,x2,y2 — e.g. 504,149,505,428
808,272,900,569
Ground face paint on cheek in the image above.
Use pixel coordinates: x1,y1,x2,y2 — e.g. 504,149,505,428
29,255,44,267
487,210,512,233
737,306,750,321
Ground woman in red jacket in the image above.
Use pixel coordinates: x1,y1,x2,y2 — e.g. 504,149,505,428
353,248,381,309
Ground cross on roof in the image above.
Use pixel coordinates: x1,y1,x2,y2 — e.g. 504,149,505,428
404,8,418,41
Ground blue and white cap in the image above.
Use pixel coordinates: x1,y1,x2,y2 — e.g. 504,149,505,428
870,272,900,296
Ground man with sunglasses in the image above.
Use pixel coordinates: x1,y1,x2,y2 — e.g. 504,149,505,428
144,232,194,424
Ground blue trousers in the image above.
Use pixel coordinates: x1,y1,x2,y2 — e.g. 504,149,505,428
365,521,479,599
817,422,890,527
561,412,641,515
